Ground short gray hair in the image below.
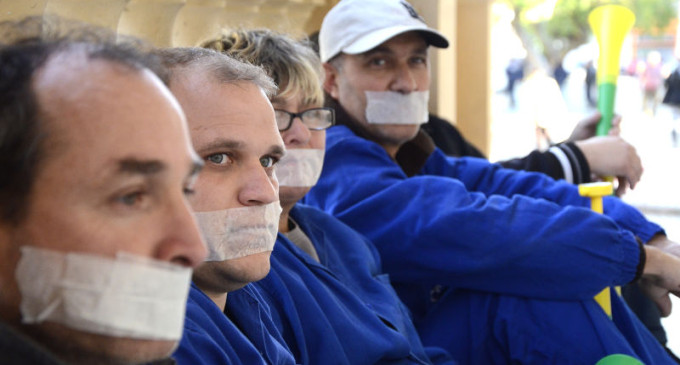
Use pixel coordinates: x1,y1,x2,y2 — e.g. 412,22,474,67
156,47,277,97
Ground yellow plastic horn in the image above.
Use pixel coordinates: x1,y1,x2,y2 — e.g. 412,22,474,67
588,5,635,136
579,182,615,318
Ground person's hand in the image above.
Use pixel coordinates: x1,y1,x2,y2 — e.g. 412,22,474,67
640,236,680,317
568,112,622,141
574,136,643,195
648,234,680,256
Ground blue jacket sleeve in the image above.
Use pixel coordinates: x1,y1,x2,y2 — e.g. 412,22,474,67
304,127,642,300
421,149,664,242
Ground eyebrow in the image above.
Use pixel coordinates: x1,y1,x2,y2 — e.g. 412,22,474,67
84,157,191,197
196,139,242,154
197,138,285,157
413,46,428,55
118,159,166,175
268,144,285,157
360,45,429,58
117,157,202,180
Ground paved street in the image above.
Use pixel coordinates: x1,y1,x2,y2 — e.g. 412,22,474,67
489,67,680,353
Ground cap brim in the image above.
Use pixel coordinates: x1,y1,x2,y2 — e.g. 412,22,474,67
343,25,449,55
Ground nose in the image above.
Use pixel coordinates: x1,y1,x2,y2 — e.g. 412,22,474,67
156,197,208,268
238,163,278,207
282,116,312,148
390,64,418,93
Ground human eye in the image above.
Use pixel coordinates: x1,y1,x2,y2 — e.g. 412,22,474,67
367,57,387,68
302,108,323,121
114,189,148,208
411,55,427,66
206,153,232,166
310,108,325,117
274,110,293,131
302,108,332,130
259,155,277,168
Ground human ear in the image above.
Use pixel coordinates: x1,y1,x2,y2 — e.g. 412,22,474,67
323,62,340,100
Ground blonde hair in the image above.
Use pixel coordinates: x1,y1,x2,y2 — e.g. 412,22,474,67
202,29,323,107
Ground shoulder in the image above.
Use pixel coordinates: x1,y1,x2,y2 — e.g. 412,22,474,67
291,203,380,263
324,126,396,170
292,204,367,240
326,126,385,156
291,204,335,225
326,125,357,147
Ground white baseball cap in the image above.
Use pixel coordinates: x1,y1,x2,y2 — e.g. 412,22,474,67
319,0,450,63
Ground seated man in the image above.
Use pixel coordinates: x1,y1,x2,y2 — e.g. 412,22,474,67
159,48,296,364
203,29,453,365
0,18,206,364
304,0,680,363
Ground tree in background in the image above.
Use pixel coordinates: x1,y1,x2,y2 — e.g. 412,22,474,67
506,0,678,74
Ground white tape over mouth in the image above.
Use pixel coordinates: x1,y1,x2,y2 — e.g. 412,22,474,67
365,90,429,125
276,149,325,187
194,201,282,262
16,246,192,340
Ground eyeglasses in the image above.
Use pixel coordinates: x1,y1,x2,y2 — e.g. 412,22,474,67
275,107,335,132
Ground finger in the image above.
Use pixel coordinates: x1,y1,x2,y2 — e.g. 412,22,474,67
628,170,639,190
615,177,628,196
608,115,622,136
659,294,673,317
629,155,643,189
642,283,673,317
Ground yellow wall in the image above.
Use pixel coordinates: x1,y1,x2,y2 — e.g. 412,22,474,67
412,0,457,128
0,0,492,155
456,0,492,155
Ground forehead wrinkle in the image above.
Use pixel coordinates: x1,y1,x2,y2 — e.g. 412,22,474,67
189,108,261,129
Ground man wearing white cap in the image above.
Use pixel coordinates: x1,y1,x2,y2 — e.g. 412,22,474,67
304,0,680,363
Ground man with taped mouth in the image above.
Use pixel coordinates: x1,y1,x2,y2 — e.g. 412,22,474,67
303,0,680,363
158,47,296,364
204,28,454,364
0,18,207,365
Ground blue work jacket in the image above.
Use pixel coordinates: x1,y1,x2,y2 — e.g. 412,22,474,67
174,283,295,365
304,125,662,305
244,204,454,365
302,125,674,364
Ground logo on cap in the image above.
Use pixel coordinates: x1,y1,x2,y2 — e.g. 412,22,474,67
400,0,425,23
